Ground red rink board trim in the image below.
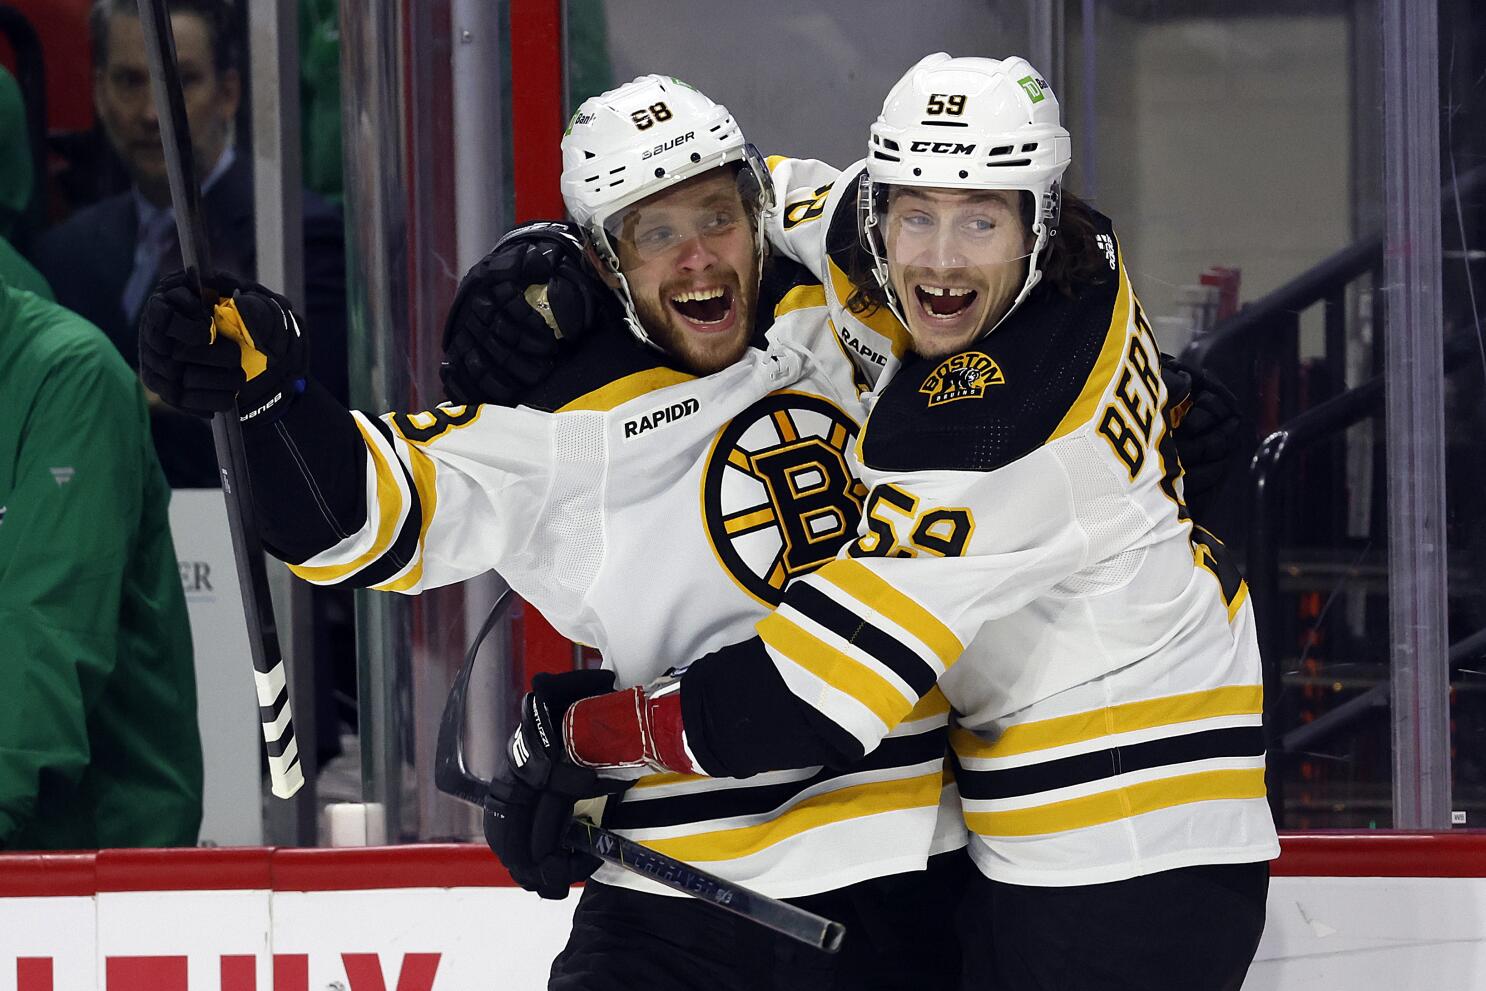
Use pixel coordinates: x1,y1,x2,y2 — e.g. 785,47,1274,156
3,833,1485,896
1270,830,1486,878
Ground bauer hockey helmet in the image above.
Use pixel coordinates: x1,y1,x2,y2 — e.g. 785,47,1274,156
560,75,775,348
861,53,1072,337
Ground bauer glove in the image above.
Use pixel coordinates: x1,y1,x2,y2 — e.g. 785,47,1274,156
483,669,626,900
1161,355,1244,519
139,270,309,423
441,221,609,406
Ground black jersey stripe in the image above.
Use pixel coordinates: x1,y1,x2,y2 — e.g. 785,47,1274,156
784,582,941,698
347,415,424,588
955,725,1266,801
603,725,946,831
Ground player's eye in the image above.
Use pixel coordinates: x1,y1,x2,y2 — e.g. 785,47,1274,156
702,210,739,234
636,226,677,250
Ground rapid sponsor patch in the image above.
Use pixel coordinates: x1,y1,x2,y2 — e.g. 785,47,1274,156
623,397,701,439
919,352,1005,407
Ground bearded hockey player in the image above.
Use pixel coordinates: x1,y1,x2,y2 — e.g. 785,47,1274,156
137,75,967,990
538,55,1280,991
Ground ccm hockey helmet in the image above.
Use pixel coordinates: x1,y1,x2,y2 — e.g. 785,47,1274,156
560,75,774,348
861,53,1072,336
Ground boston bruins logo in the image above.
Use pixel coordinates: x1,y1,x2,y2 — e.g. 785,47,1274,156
702,391,867,605
919,351,1005,407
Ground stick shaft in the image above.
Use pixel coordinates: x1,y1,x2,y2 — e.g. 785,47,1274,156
432,602,841,950
563,818,845,953
136,0,303,798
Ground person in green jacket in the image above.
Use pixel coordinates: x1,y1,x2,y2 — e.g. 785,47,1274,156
0,273,202,849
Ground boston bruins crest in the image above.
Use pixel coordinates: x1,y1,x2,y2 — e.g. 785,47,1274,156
702,391,867,605
919,351,1006,407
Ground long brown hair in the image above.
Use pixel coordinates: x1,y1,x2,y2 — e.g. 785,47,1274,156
845,188,1109,317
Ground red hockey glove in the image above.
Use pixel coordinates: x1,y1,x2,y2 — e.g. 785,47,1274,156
562,675,700,775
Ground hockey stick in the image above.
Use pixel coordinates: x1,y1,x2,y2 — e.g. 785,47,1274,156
137,0,303,799
434,593,845,953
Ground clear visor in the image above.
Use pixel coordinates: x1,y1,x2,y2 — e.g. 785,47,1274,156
865,182,1039,334
874,183,1035,270
602,163,765,270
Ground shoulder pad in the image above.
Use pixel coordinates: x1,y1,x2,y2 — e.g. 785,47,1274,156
515,323,681,413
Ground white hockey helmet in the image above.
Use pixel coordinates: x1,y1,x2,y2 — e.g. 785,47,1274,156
861,53,1072,336
560,75,775,348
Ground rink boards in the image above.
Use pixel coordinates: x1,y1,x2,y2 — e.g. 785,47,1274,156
1,834,1484,989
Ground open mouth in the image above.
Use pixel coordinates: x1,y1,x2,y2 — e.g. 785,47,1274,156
670,285,735,326
914,284,978,319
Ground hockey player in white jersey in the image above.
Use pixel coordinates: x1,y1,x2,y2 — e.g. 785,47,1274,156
543,55,1279,990
137,76,968,990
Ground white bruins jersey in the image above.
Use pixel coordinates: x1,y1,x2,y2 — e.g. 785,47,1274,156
287,285,963,897
766,156,911,388
746,211,1280,887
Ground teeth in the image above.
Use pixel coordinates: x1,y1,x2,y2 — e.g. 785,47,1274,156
918,285,973,297
672,287,725,304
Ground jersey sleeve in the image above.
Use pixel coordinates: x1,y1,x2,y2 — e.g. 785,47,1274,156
280,399,559,593
764,156,842,283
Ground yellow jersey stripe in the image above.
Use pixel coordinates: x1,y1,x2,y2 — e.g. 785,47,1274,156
642,771,942,862
1047,244,1133,443
765,154,789,173
951,685,1265,759
558,367,696,413
759,612,912,728
1227,581,1250,622
814,558,963,667
287,417,404,584
963,766,1267,838
375,442,438,592
774,283,826,317
827,259,911,357
906,686,951,720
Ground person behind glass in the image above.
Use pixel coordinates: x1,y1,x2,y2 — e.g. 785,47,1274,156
538,54,1280,991
32,0,348,489
0,271,202,850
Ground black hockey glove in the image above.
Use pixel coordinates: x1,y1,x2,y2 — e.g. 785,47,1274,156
441,221,610,407
139,270,309,423
1162,355,1243,518
483,669,626,900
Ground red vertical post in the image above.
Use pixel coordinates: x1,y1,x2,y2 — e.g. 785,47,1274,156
507,0,574,680
509,0,566,222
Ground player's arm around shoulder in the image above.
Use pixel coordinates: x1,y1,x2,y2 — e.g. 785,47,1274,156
764,155,844,280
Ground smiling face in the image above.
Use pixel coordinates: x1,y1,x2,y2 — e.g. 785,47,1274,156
94,11,240,205
605,168,761,375
882,187,1032,358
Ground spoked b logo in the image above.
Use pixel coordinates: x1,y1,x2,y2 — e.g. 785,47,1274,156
702,392,867,605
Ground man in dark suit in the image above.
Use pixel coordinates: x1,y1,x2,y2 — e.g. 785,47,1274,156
33,0,346,488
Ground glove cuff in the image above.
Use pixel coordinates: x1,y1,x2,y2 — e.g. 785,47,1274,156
563,683,699,775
